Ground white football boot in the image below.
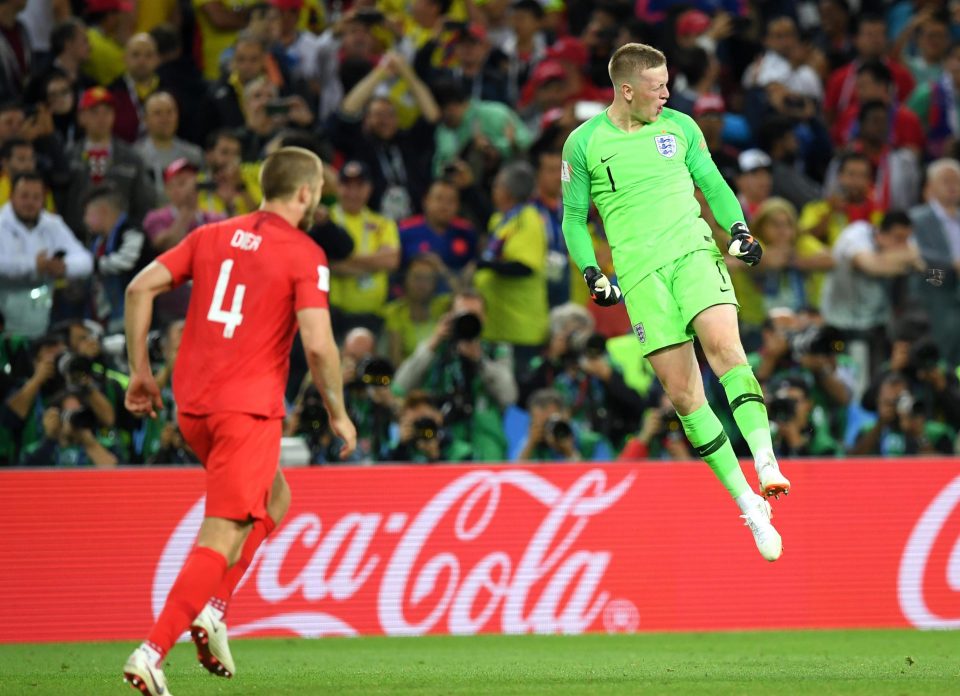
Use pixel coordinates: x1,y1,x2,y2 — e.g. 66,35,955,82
123,645,173,696
741,494,783,562
190,604,236,678
755,449,791,498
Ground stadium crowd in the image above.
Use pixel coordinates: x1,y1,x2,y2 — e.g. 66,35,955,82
1,0,959,467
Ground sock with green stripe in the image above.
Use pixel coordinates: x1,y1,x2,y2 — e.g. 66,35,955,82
719,364,774,457
678,402,750,499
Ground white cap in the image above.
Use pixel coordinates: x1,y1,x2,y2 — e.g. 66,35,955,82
738,148,773,174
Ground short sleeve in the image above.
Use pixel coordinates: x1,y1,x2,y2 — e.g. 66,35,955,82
502,207,547,271
156,228,200,286
293,242,330,311
561,129,591,211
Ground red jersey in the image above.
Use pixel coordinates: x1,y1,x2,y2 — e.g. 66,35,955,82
157,211,329,418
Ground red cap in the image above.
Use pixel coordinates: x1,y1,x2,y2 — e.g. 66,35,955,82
457,22,487,42
693,93,725,116
677,10,711,37
269,0,304,9
86,0,134,12
163,158,198,183
78,86,114,111
545,37,588,68
519,60,568,108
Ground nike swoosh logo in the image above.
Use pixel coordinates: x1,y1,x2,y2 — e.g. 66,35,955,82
600,154,616,163
148,670,165,695
720,287,732,293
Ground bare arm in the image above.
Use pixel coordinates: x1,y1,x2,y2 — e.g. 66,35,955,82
297,307,348,421
331,246,400,274
851,248,924,278
79,430,118,468
125,261,174,375
792,250,835,272
395,55,440,124
340,64,389,118
151,212,194,252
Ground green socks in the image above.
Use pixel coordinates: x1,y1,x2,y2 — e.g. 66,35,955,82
719,364,774,457
678,402,750,498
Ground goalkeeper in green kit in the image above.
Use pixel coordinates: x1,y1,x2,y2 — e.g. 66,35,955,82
561,43,788,562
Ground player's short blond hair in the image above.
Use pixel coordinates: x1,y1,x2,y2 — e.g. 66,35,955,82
259,146,323,202
608,43,667,86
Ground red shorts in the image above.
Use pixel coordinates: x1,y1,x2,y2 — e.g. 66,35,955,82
178,412,282,521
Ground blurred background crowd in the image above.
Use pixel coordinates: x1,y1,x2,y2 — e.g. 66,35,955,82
1,0,959,467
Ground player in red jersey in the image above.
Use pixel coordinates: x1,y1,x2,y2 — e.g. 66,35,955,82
121,147,356,696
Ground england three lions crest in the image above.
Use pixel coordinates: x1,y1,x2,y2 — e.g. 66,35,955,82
655,134,677,158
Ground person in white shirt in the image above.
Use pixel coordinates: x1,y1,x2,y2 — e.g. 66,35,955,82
0,172,93,337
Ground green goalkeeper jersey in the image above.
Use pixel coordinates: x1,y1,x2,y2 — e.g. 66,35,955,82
561,107,745,295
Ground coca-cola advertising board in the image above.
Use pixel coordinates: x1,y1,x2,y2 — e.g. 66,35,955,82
1,458,958,644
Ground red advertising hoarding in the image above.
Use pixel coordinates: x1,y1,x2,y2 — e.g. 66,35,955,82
1,459,958,643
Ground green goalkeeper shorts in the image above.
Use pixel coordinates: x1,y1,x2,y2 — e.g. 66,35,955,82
623,248,739,357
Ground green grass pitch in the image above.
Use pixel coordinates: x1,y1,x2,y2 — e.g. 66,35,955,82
1,630,959,695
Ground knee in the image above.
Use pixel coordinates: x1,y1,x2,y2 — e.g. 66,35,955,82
663,381,703,416
704,340,747,376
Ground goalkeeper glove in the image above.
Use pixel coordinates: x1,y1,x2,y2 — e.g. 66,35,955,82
583,266,622,306
727,222,763,266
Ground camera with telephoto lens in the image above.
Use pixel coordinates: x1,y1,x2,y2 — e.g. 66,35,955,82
297,385,343,461
57,352,95,387
768,396,797,423
906,337,940,379
412,416,442,441
561,330,607,367
356,356,395,388
545,414,574,442
788,325,845,360
655,408,685,441
62,406,97,432
451,312,483,343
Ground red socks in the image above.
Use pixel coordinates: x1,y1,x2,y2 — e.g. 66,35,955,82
210,516,276,617
147,546,227,657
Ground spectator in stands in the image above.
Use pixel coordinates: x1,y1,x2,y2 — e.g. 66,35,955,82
742,16,824,102
732,198,834,330
826,100,922,211
60,86,156,232
332,50,440,220
0,138,54,210
531,147,570,307
891,8,950,84
328,160,400,337
851,372,954,455
503,0,547,105
617,391,694,461
909,41,960,160
83,0,133,87
474,161,548,373
800,151,882,246
0,172,92,338
147,422,199,465
211,31,271,131
150,23,213,147
235,75,313,161
824,14,915,126
344,354,398,463
811,0,855,73
18,388,120,467
135,92,204,200
516,60,570,135
735,149,774,222
909,159,960,365
519,303,646,452
198,128,262,216
2,332,64,461
432,79,533,177
44,70,81,149
393,289,516,461
516,388,607,462
109,32,160,143
821,211,925,384
82,184,150,333
49,18,92,90
0,0,31,102
384,256,450,366
397,179,476,284
767,376,842,457
693,94,738,184
193,0,254,81
274,0,321,84
758,116,822,210
388,390,473,463
447,23,511,105
830,60,925,152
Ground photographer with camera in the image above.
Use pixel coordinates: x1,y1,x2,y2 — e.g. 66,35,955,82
393,289,516,461
19,388,120,467
285,382,342,465
618,392,695,461
388,391,472,464
768,377,842,457
520,303,647,453
852,373,955,455
344,355,399,463
517,388,606,462
2,333,65,464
